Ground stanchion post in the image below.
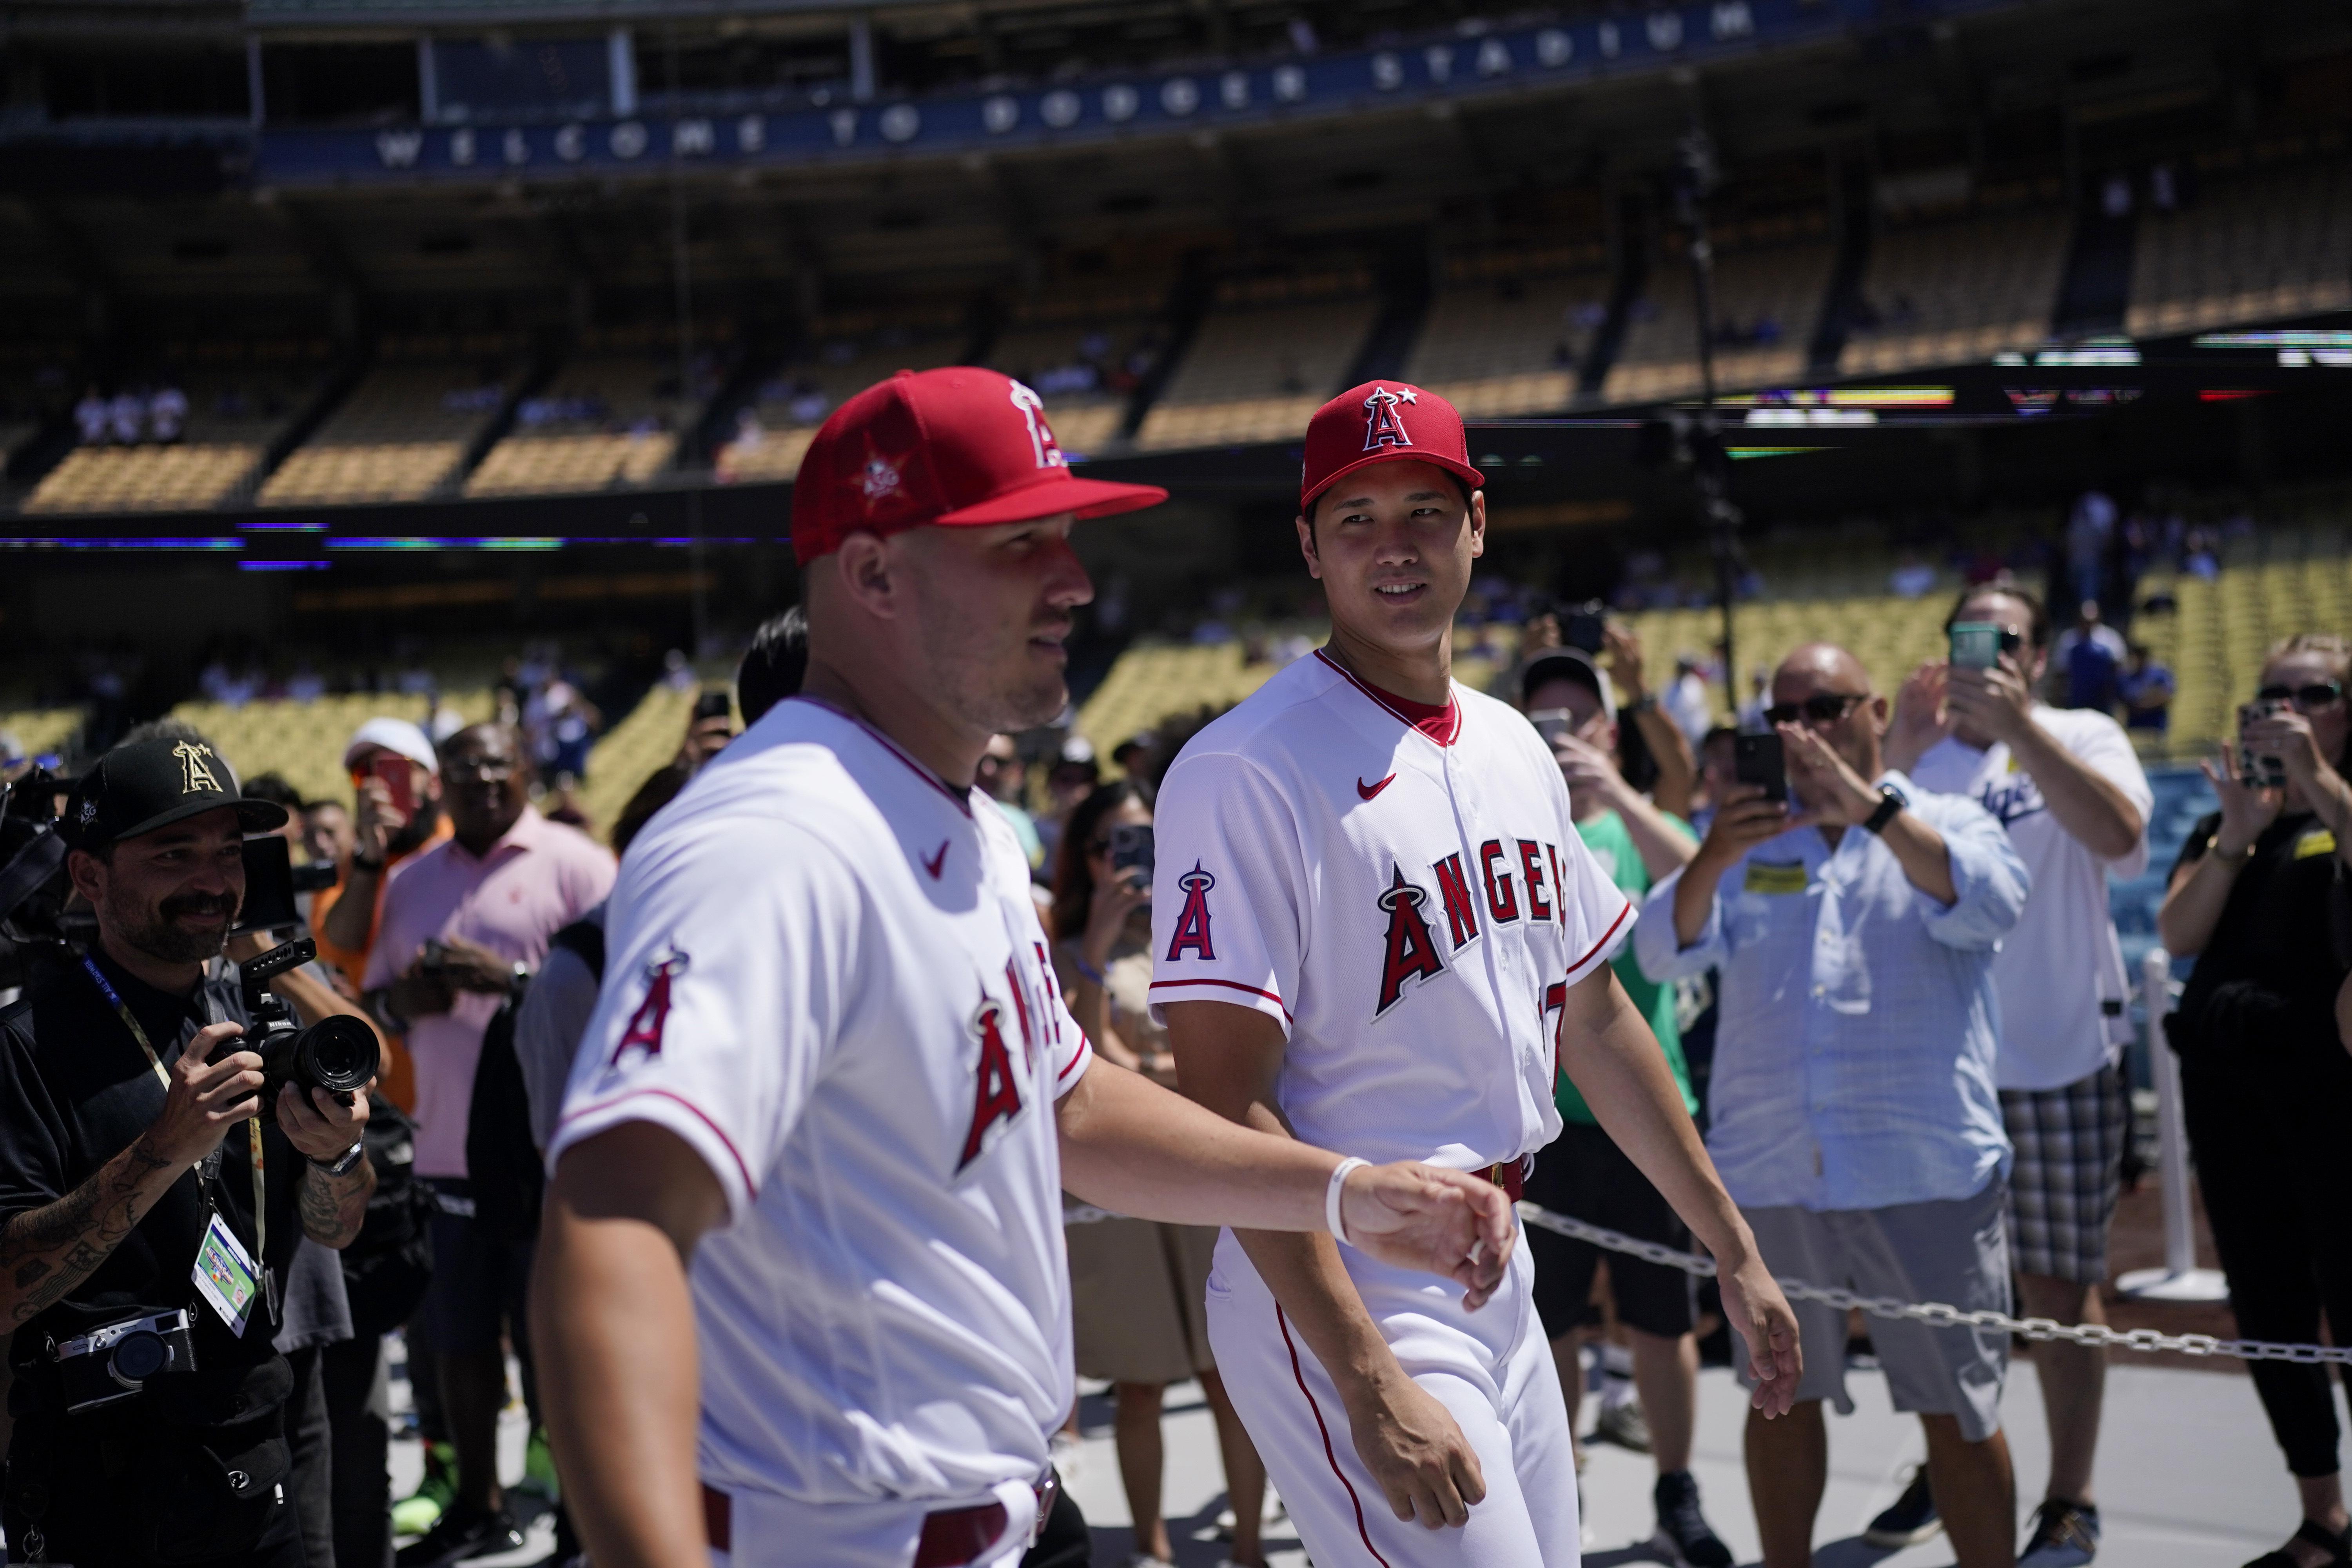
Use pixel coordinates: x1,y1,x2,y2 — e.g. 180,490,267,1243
2118,945,2230,1302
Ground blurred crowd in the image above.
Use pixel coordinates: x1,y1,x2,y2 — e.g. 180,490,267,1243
2,554,2349,1568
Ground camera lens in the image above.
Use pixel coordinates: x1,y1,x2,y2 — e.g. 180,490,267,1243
111,1330,169,1384
296,1016,380,1096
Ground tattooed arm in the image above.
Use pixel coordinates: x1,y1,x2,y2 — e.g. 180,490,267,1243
278,1076,375,1249
0,1020,267,1327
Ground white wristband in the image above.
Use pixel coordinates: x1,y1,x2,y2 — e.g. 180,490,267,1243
1325,1157,1370,1249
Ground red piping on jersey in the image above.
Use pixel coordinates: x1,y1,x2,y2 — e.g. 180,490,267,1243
791,695,975,817
1276,1305,1395,1568
1314,650,1460,747
555,1088,759,1200
1147,976,1294,1024
1055,1033,1093,1085
1564,898,1635,980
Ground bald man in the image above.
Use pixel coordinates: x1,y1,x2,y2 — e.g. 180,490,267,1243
1632,645,2030,1568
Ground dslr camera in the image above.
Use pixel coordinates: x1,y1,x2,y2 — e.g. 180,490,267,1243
237,938,380,1120
55,1308,198,1412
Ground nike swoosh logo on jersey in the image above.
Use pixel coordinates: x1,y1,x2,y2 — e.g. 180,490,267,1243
1356,773,1396,800
922,841,949,878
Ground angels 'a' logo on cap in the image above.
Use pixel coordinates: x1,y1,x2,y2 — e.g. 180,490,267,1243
1362,384,1418,453
172,741,223,795
1006,380,1069,471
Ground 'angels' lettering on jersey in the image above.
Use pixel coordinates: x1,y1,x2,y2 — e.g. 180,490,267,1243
1374,834,1572,1019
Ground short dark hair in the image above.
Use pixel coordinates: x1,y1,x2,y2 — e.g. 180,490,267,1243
243,772,305,812
1944,583,2051,650
1303,473,1474,534
738,605,809,727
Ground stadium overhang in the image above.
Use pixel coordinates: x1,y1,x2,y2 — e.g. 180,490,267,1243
244,0,2023,189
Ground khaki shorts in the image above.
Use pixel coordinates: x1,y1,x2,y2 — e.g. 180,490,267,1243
1733,1178,2011,1443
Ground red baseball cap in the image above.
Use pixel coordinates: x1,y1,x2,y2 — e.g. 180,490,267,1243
791,367,1168,566
1300,380,1485,512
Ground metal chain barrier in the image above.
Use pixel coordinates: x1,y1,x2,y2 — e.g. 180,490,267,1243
1512,1201,2352,1367
1063,1197,2352,1366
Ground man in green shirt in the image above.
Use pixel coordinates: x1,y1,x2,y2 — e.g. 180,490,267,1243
1519,646,1728,1568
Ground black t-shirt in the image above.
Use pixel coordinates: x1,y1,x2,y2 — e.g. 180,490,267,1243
0,947,303,1400
2169,809,2352,1066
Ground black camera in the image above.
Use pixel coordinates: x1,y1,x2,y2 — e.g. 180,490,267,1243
237,938,379,1121
55,1307,199,1412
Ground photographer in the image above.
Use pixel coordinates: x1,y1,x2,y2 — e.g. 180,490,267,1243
0,737,376,1567
2157,634,2352,1568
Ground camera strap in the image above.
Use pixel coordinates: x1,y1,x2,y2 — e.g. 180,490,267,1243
78,954,170,1092
81,955,275,1332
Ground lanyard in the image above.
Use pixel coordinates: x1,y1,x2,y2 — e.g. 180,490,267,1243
80,955,266,1262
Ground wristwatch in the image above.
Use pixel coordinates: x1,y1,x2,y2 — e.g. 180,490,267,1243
1862,785,1906,836
313,1141,366,1178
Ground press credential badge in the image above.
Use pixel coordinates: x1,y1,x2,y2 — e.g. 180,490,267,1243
192,1210,260,1337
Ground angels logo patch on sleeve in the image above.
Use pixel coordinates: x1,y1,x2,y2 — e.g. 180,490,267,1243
1165,862,1218,961
599,945,687,1085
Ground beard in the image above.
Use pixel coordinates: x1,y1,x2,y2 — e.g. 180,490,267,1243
915,602,1071,736
111,887,238,965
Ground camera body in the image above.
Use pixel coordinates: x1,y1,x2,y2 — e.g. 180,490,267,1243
55,1308,199,1413
238,939,380,1122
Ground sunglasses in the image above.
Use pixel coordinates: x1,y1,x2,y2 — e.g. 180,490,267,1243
1762,692,1866,727
2256,682,2345,711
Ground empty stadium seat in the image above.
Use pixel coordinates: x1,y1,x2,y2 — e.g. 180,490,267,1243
1605,241,1831,405
2126,156,2352,339
24,359,327,514
1840,209,2071,376
464,350,693,498
1408,270,1610,417
260,352,523,507
1135,290,1377,451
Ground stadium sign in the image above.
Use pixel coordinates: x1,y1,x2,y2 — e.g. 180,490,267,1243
255,0,1984,185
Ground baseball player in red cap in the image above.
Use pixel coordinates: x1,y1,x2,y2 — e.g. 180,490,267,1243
530,369,1528,1568
1152,381,1804,1566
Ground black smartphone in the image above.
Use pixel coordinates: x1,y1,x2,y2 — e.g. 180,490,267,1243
694,689,733,722
233,835,300,935
1734,733,1788,804
1561,599,1609,655
1107,823,1155,888
2238,700,2289,789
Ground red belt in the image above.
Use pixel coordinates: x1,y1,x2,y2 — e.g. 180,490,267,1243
702,1472,1056,1565
1485,1159,1526,1202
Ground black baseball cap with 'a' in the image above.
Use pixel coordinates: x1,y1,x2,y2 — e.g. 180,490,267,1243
62,737,287,853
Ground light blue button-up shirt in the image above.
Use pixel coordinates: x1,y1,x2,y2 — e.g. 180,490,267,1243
1633,773,2029,1212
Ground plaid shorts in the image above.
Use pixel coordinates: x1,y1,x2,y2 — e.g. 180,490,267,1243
2000,1062,2129,1284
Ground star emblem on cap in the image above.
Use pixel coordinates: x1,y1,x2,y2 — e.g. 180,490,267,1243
859,450,906,508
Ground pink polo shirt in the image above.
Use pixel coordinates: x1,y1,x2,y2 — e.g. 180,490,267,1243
364,807,616,1178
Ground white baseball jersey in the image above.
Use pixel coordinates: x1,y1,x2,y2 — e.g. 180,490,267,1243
547,697,1091,1512
1149,650,1632,1171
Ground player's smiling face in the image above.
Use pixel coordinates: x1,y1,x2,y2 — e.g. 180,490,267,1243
1298,458,1484,657
901,511,1094,733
